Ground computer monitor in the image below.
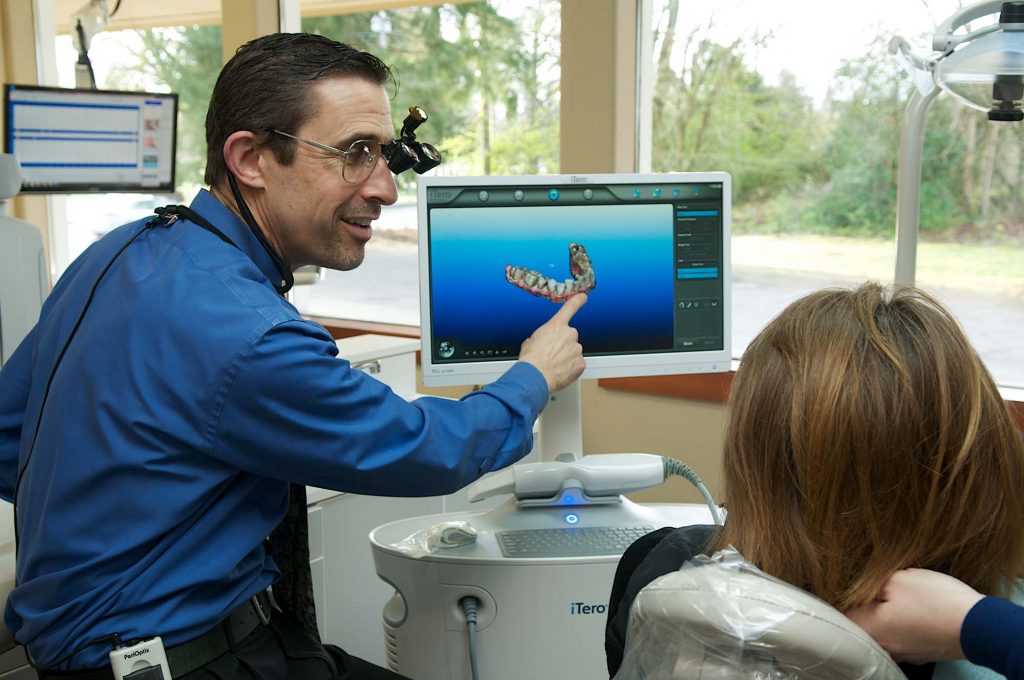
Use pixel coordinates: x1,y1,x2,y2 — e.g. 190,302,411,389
3,84,177,193
418,172,732,389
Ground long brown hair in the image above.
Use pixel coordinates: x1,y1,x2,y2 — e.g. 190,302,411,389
716,283,1024,610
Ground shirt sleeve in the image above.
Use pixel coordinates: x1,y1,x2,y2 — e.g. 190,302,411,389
0,324,39,501
961,595,1024,680
209,319,549,496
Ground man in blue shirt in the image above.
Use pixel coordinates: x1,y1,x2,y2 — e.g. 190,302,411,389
0,33,586,679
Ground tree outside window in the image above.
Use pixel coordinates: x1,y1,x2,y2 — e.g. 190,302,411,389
647,0,1023,388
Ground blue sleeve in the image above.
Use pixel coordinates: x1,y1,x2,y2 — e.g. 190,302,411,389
961,596,1024,680
210,320,549,496
0,324,39,501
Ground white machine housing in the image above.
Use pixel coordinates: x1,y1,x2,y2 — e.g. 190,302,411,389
371,500,714,680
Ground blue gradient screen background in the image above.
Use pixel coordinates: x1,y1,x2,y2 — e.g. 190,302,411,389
428,203,675,358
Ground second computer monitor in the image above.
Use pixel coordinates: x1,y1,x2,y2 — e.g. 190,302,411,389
418,172,732,387
4,84,177,193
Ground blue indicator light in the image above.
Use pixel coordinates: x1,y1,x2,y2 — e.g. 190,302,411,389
673,188,682,197
632,188,641,198
561,492,576,505
565,513,580,525
548,189,560,201
652,188,662,198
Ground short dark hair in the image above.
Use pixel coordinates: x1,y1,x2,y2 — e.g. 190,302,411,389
204,32,393,186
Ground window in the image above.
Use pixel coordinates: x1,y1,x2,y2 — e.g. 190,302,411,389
643,0,1024,388
291,0,561,327
51,11,222,276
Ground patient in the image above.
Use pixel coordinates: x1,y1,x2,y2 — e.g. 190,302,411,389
606,283,1024,679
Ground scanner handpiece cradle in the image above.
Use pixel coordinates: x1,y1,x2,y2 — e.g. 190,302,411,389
467,454,667,507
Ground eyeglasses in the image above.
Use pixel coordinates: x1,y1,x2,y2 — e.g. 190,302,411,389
270,128,442,184
270,129,393,184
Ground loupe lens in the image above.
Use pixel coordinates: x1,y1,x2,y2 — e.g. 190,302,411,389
412,143,442,174
386,141,419,175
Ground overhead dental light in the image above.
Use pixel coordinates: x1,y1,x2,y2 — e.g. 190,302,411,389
889,1,1024,283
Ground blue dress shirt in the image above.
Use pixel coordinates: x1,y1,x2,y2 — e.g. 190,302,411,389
0,189,548,669
961,595,1024,680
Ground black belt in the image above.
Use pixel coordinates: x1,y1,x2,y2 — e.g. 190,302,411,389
38,590,274,679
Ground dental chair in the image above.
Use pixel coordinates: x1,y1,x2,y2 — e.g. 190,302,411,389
614,549,906,680
0,152,44,678
0,152,47,368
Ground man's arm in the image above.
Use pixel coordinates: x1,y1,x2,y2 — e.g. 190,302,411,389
517,293,587,393
209,295,586,496
847,568,1024,679
0,325,39,500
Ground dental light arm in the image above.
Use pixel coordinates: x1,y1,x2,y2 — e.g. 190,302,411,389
933,0,1007,52
70,0,110,89
892,0,1024,284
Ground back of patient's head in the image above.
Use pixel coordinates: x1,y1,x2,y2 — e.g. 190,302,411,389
717,282,1024,610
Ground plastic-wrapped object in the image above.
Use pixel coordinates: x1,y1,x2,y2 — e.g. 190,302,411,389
614,549,906,680
388,520,479,558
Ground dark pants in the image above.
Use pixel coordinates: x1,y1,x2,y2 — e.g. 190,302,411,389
39,612,408,680
179,611,407,680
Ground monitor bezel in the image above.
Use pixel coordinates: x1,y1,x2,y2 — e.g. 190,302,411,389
418,172,732,387
3,83,178,194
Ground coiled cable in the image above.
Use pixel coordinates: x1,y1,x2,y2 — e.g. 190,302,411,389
663,457,722,525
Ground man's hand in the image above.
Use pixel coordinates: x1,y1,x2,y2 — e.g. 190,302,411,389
518,293,587,393
846,568,984,664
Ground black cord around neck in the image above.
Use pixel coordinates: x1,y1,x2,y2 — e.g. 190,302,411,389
227,172,293,294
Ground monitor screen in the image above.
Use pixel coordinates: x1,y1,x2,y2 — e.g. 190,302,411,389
419,172,732,387
3,84,177,193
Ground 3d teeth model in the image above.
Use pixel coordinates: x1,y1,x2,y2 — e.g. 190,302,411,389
505,242,596,303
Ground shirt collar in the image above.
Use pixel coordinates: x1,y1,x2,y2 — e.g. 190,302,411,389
190,189,288,291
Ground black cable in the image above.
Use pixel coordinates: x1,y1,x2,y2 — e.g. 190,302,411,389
109,0,123,17
227,172,292,294
459,596,481,680
74,19,97,89
12,222,154,550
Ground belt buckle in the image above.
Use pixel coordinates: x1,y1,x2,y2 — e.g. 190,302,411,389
251,593,271,626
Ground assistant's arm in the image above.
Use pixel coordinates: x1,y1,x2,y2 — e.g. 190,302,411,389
210,319,550,496
847,568,1024,679
960,595,1024,680
0,325,39,501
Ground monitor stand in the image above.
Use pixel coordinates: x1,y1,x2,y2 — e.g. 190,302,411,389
537,381,583,462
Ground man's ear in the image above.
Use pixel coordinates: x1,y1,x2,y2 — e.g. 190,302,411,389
222,131,267,190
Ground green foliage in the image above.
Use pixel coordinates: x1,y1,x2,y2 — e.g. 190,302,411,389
650,2,1022,240
811,42,970,235
650,19,820,206
100,3,559,192
304,1,560,179
105,26,222,190
91,4,1023,239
